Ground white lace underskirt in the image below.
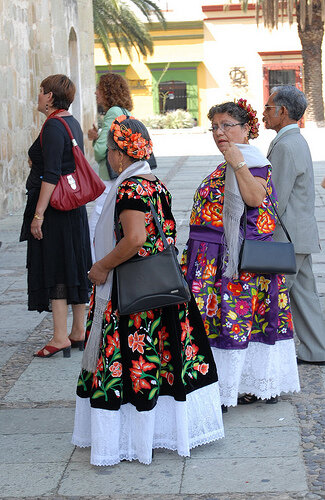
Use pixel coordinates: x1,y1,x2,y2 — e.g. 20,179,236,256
212,338,300,407
72,381,224,466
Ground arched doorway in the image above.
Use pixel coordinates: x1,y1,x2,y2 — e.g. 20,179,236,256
68,28,81,122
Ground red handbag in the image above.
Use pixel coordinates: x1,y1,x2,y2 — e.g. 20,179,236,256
40,115,105,211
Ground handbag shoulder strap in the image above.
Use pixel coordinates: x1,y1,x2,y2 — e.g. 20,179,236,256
242,187,292,243
114,177,168,248
40,115,77,147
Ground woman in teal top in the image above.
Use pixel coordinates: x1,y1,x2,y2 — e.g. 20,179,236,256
88,73,133,260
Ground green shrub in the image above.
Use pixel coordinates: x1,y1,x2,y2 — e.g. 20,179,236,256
142,109,195,129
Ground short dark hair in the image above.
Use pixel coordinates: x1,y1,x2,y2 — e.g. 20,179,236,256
271,86,307,121
208,101,249,124
41,74,76,110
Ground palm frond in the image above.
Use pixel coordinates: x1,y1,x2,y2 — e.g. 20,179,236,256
93,0,165,64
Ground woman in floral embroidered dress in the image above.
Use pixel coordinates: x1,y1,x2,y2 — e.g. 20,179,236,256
181,100,300,409
72,116,224,466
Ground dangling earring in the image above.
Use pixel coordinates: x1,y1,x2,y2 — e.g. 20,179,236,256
45,103,48,112
118,157,123,173
245,135,249,144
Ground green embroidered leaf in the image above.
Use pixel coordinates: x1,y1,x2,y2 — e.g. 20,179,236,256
208,334,218,338
252,289,257,296
92,390,105,399
151,318,161,333
146,355,160,364
262,322,268,332
192,370,198,379
148,387,158,400
198,355,204,362
128,319,134,327
258,293,265,300
105,379,119,391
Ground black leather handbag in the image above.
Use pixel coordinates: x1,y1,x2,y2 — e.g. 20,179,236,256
115,179,191,315
239,191,296,275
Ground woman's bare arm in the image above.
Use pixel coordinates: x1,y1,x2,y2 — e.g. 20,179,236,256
88,209,147,285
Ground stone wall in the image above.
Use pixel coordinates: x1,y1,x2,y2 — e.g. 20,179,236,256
0,0,96,217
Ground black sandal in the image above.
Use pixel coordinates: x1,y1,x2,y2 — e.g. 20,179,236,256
237,394,259,405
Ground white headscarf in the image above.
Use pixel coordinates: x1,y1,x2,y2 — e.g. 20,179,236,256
222,143,269,279
82,160,151,372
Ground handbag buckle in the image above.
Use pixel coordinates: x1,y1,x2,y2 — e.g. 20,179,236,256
67,174,77,190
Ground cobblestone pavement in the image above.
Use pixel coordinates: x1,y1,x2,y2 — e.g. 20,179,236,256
0,131,324,498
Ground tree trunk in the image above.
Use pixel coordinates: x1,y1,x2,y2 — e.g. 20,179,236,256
297,0,325,124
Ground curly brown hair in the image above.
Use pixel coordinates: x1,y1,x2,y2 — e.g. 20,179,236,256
98,73,133,112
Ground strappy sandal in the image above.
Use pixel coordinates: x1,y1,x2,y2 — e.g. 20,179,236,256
237,394,259,405
69,339,85,351
33,344,71,358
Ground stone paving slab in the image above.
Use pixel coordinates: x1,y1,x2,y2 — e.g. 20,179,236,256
181,457,308,494
0,463,68,497
222,400,297,427
59,459,184,497
4,354,81,403
1,432,73,464
0,407,75,434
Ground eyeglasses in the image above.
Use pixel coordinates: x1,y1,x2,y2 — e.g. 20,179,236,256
209,122,244,133
264,105,279,110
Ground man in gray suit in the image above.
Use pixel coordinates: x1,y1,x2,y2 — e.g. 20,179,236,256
263,85,325,365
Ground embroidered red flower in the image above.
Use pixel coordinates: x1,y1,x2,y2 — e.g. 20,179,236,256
199,363,209,375
206,293,218,317
105,331,120,358
201,201,223,227
104,301,112,323
256,211,275,233
129,355,156,393
185,345,193,360
162,350,171,363
128,332,146,354
167,372,174,385
163,220,175,232
258,303,266,315
138,247,149,257
180,318,193,342
227,282,243,296
109,361,122,378
231,324,241,334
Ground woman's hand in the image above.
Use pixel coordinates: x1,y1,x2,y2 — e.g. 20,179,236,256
88,261,110,286
222,142,244,170
88,124,99,141
31,218,43,240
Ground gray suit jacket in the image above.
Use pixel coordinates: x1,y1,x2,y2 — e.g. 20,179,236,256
267,127,320,254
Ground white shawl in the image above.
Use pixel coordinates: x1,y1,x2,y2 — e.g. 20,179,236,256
82,160,151,372
222,144,269,279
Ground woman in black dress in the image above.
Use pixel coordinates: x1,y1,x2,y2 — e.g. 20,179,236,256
20,74,92,358
72,116,224,465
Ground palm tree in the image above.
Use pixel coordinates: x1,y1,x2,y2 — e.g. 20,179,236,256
93,0,165,64
253,0,325,123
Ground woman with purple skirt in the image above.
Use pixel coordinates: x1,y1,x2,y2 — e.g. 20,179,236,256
181,99,300,409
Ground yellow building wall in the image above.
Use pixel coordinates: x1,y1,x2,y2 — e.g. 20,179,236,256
95,8,325,128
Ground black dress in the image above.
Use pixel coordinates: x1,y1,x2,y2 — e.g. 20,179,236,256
20,116,92,312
